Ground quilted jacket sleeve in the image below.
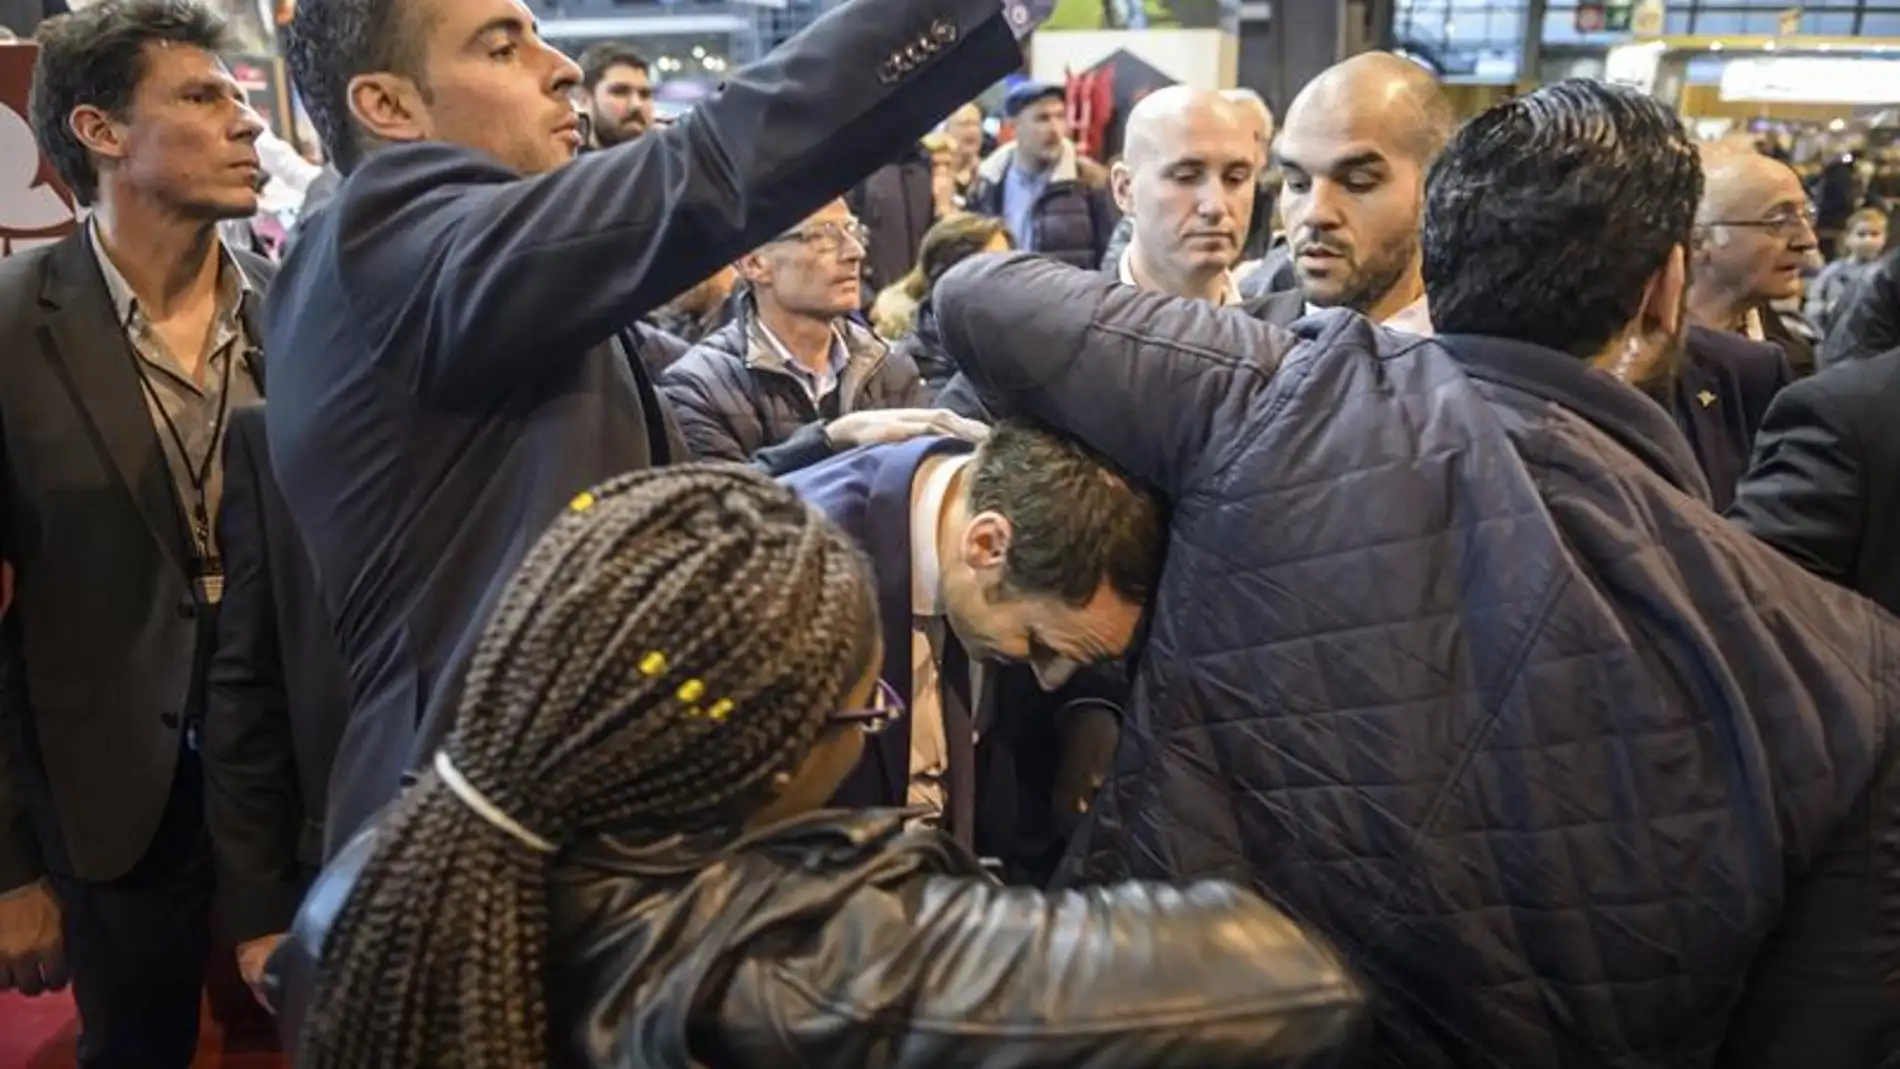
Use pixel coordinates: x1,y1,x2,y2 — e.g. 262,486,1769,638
719,874,1365,1068
935,253,1288,496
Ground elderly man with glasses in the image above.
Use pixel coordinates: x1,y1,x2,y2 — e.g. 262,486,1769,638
659,198,983,475
1688,145,1823,375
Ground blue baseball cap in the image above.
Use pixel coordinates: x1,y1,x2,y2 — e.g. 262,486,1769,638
1003,80,1064,118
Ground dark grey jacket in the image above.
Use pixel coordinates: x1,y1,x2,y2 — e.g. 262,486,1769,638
937,253,1900,1069
659,295,927,475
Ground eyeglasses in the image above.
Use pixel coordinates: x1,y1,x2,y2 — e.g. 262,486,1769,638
774,220,870,255
829,679,905,735
1704,204,1818,237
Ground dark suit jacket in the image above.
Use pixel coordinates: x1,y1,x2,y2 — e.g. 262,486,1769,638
204,403,350,943
1730,349,1900,617
263,0,1022,856
781,436,1125,886
1669,325,1793,512
0,226,272,885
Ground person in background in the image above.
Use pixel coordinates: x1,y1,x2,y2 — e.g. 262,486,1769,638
872,211,1011,379
203,402,350,1010
1,1,269,1062
849,136,939,300
1804,205,1887,336
1820,237,1900,368
659,200,951,473
1110,87,1257,308
1222,86,1278,263
267,0,1024,858
1731,349,1900,617
0,0,63,37
943,101,985,201
651,265,738,347
967,80,1117,269
1688,145,1821,375
934,78,1900,1066
268,466,1366,1069
1270,52,1450,333
576,42,653,150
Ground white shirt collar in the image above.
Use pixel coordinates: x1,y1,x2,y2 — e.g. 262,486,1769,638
755,317,847,401
1302,293,1435,336
1118,247,1240,306
909,453,973,617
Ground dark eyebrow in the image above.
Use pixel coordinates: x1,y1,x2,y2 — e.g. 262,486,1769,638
465,16,525,46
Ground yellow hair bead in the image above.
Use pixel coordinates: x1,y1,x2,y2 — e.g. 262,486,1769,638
569,491,596,512
676,679,706,703
706,698,734,722
637,651,668,677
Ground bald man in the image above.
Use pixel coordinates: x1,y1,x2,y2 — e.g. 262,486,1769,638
1689,147,1821,374
1111,87,1260,305
1274,51,1452,333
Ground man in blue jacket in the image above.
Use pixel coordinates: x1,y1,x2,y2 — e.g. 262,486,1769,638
266,0,1025,854
936,80,1900,1067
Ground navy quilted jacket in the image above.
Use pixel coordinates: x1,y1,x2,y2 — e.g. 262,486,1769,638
936,254,1900,1069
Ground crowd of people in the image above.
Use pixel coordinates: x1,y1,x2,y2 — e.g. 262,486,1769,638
2,0,1900,1065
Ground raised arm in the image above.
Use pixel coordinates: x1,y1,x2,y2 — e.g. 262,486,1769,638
723,873,1363,1067
934,253,1288,495
342,0,1019,404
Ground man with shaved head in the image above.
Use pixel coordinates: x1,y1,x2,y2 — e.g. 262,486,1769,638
1274,51,1452,333
1111,86,1260,306
1689,146,1821,374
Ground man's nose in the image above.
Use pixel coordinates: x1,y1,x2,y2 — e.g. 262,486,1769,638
547,45,583,96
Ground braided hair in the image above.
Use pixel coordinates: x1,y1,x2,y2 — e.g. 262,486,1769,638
296,464,879,1069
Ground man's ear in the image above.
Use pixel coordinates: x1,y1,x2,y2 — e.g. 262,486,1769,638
68,105,127,167
960,511,1014,576
346,72,431,147
734,250,771,288
1641,243,1687,338
1110,160,1133,216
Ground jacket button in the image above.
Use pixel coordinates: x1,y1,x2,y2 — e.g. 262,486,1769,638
175,602,196,619
879,58,900,83
160,711,180,729
930,18,957,43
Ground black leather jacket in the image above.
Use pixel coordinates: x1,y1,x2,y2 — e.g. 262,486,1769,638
271,808,1364,1067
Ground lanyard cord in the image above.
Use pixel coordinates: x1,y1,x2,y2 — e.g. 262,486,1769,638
129,329,239,560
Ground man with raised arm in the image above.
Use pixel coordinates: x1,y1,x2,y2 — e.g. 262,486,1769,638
269,0,1023,853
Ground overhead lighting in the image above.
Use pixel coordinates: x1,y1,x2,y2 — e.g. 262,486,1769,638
1763,39,1777,51
1830,118,1847,131
1709,40,1724,51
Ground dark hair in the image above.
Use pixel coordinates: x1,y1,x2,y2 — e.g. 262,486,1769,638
1422,79,1702,359
876,213,1012,336
577,42,649,91
296,466,878,1069
28,0,228,206
283,0,429,174
967,421,1164,605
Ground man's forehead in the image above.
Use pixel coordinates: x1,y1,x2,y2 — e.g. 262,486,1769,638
1704,154,1805,216
1144,117,1255,168
601,64,648,85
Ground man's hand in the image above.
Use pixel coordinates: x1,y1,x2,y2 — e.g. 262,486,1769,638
0,879,65,996
823,409,989,450
236,933,283,1012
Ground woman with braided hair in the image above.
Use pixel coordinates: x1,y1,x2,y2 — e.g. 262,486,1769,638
267,464,1364,1069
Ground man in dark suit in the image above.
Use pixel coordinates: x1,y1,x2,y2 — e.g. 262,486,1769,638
202,402,349,1009
781,423,1163,885
1668,326,1792,511
268,0,1027,854
0,2,268,1063
1730,350,1900,616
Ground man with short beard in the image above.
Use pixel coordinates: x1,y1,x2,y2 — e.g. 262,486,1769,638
576,42,653,149
1271,51,1449,333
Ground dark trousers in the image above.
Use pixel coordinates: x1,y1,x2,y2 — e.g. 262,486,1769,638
48,748,213,1069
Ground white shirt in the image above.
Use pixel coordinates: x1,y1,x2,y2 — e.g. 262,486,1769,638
1118,248,1241,306
906,453,980,817
1305,294,1435,336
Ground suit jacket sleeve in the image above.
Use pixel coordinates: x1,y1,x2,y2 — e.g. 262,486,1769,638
934,253,1287,497
342,0,1019,407
0,430,42,893
203,411,308,942
1727,376,1864,586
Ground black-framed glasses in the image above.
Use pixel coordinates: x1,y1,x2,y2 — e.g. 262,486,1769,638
1704,204,1818,237
774,220,870,255
829,679,905,735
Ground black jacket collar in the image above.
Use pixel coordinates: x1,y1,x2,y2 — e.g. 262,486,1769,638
1434,333,1712,504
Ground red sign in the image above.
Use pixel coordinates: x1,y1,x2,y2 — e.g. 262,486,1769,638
0,43,78,260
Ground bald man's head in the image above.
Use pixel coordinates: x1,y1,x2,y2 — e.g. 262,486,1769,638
1691,145,1817,310
1111,86,1259,299
1273,53,1449,319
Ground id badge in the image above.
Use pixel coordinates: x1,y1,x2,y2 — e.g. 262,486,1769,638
196,557,225,605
